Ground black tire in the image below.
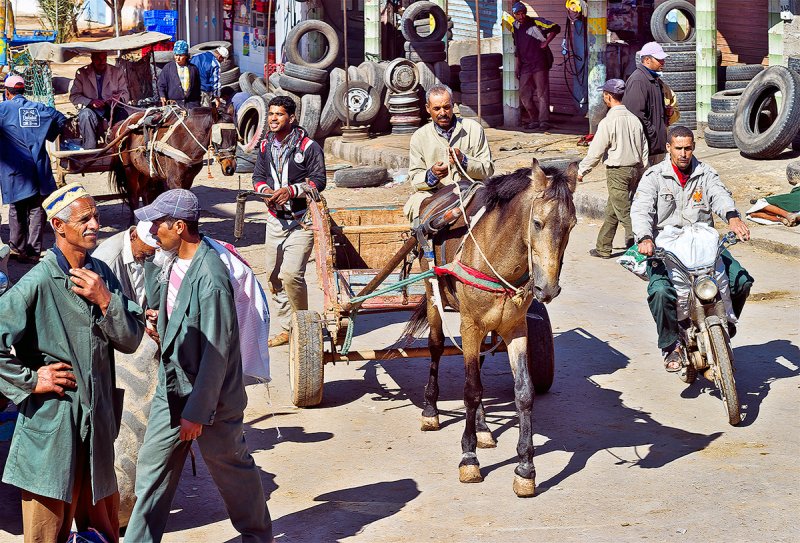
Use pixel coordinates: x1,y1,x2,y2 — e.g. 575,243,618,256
661,41,696,52
724,64,765,81
733,66,800,159
384,58,419,93
708,111,735,132
787,160,800,185
277,73,326,94
239,71,257,96
333,166,389,188
458,68,501,83
711,89,744,112
400,1,448,42
188,40,231,56
416,61,436,92
461,78,502,94
299,94,322,140
789,56,800,75
675,91,695,109
115,336,160,527
334,81,381,124
457,103,503,117
678,110,696,129
237,95,270,152
433,61,451,86
220,67,240,86
219,58,235,72
703,127,736,148
283,62,329,84
661,70,696,92
358,61,387,97
527,300,555,394
252,76,269,96
406,50,447,64
460,90,502,106
651,0,696,44
662,50,696,72
708,323,740,426
284,20,340,70
725,80,751,91
268,72,280,91
404,40,446,54
460,53,502,71
289,310,325,407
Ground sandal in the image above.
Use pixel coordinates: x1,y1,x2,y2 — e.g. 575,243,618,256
663,348,682,373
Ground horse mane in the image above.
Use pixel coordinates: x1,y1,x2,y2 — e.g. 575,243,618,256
475,165,571,212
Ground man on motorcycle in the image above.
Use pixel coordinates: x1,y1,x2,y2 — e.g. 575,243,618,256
631,125,754,372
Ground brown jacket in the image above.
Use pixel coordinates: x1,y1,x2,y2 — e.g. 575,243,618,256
69,63,129,108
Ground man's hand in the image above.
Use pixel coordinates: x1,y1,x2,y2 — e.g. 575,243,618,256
34,363,77,396
728,216,750,241
577,174,584,183
179,418,203,441
145,309,160,344
449,147,464,166
637,239,655,256
90,99,105,109
70,268,112,314
431,161,448,180
160,97,167,106
269,187,292,207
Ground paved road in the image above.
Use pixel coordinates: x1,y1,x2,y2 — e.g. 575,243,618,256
1,190,798,542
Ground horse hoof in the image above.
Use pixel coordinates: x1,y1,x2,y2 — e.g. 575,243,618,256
512,474,536,498
459,464,483,483
476,431,496,448
420,415,440,431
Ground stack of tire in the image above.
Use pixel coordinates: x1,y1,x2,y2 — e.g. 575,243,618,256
732,65,800,159
400,1,452,96
704,89,743,148
458,53,503,128
722,64,765,91
384,59,422,135
333,62,386,142
787,55,800,155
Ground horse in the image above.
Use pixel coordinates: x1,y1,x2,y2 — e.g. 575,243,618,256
404,158,577,497
109,105,238,211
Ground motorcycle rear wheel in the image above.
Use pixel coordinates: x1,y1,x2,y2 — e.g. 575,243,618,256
708,324,741,425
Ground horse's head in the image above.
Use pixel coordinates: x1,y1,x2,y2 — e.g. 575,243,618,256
210,118,238,176
526,158,577,303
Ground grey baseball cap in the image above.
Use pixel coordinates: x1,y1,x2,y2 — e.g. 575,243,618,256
134,189,200,222
599,78,626,94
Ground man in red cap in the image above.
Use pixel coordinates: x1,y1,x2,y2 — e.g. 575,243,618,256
0,74,66,263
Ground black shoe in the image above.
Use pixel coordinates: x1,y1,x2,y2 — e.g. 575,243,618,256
728,322,737,339
589,249,612,259
526,121,540,130
539,121,552,131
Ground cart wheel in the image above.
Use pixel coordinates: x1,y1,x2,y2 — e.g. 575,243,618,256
526,300,555,394
289,310,325,407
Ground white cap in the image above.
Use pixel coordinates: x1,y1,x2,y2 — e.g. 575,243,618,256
215,46,229,58
135,221,158,248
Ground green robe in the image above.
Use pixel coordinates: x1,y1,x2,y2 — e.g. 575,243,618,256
0,251,145,502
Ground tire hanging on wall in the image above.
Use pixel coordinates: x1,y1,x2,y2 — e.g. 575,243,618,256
284,20,340,70
650,0,696,44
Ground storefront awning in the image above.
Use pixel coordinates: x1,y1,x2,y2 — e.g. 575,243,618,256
27,32,173,63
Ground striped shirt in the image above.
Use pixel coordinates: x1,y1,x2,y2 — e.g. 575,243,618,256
166,257,193,318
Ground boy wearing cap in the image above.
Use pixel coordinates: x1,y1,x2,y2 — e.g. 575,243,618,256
578,79,649,258
191,45,229,107
623,41,669,166
126,189,273,543
92,222,157,307
0,182,145,542
0,74,66,263
512,2,561,130
157,40,201,108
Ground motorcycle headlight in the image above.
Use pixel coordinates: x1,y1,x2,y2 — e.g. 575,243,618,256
0,272,8,296
693,276,718,302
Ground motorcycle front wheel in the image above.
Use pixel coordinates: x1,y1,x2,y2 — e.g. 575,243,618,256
708,324,741,425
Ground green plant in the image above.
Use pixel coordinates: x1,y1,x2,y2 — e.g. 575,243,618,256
38,0,85,43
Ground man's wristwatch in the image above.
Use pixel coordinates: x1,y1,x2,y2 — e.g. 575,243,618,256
725,210,741,221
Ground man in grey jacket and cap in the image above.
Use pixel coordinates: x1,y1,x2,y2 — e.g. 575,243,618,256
631,126,753,372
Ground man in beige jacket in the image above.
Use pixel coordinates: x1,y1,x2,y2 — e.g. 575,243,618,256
69,52,129,149
404,85,494,220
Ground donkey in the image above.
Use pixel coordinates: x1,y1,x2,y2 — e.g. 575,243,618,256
109,106,238,210
405,158,577,497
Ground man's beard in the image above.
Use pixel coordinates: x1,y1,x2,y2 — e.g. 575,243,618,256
154,248,177,284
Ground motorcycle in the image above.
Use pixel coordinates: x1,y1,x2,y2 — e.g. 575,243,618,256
651,229,742,426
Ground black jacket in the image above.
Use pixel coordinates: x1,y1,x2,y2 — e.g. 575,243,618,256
252,127,327,218
623,65,667,155
157,61,201,108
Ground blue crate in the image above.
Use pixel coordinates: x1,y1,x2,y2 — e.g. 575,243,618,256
145,23,177,40
143,9,177,26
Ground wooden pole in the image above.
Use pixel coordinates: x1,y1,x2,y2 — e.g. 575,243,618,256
476,0,481,121
696,0,716,128
342,0,350,129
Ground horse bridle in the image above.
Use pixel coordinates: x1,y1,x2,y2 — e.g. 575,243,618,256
209,122,237,162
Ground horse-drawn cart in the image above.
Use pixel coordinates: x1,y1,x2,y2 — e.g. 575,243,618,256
236,193,556,408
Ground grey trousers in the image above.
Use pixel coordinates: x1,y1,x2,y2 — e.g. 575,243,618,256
264,221,315,332
126,365,272,542
78,106,127,149
519,69,551,123
9,194,45,256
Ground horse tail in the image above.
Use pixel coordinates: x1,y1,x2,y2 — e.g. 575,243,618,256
401,294,430,344
108,156,129,196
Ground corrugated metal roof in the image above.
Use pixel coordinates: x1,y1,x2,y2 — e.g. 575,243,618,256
449,0,502,41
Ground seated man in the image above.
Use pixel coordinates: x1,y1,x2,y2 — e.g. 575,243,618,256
631,125,754,372
69,52,129,149
404,84,494,221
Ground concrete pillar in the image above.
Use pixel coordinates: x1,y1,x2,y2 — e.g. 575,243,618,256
364,0,381,62
768,0,784,67
586,0,607,133
502,0,520,126
696,0,716,127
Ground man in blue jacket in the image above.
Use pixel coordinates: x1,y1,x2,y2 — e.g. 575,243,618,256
0,75,66,263
190,45,228,107
157,41,201,109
